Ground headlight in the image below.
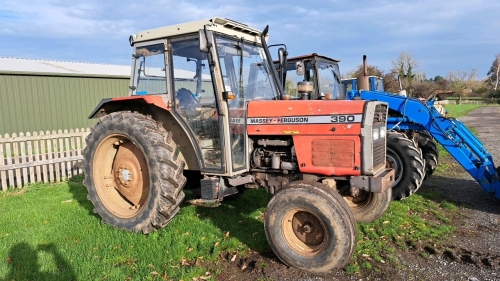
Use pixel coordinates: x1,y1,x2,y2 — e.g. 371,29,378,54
373,128,379,140
379,127,386,138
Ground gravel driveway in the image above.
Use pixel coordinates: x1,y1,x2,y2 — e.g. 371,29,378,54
354,106,500,281
214,106,500,281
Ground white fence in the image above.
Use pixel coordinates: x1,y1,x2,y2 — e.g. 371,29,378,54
0,129,90,191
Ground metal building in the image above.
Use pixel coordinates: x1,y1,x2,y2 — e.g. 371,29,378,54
0,57,131,135
0,57,215,135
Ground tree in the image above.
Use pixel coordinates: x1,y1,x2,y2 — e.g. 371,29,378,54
382,71,401,93
431,75,445,82
346,64,384,78
391,51,420,97
412,81,434,98
448,68,478,103
412,77,451,100
401,72,452,99
434,77,450,90
487,53,500,91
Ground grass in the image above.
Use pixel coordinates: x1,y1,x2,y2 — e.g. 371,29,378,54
2,104,488,279
0,176,271,281
1,175,459,280
443,103,483,118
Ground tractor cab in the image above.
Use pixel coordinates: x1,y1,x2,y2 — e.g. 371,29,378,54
276,54,344,100
122,18,282,175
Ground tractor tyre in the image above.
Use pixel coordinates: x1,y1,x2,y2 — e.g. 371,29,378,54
264,181,357,275
417,131,439,179
341,187,392,223
386,131,425,200
83,112,186,234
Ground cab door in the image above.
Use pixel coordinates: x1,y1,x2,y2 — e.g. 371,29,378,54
170,36,225,173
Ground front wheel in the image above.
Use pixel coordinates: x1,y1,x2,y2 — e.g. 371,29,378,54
83,112,186,234
264,181,357,275
341,188,392,223
387,131,425,200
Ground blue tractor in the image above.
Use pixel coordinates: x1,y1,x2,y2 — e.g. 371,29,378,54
278,53,500,201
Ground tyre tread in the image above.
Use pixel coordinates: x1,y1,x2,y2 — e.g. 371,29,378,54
83,111,186,234
388,131,426,200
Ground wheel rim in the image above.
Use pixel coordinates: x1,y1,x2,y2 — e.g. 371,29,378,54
386,148,403,186
281,209,328,257
93,134,150,219
343,190,372,209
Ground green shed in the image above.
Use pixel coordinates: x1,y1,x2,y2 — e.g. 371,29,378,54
0,57,131,135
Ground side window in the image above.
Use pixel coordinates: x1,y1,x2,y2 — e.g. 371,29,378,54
134,44,167,95
171,41,215,106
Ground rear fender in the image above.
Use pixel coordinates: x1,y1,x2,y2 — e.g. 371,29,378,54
88,95,171,119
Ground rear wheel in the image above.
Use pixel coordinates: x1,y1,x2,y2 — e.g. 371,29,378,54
83,112,186,234
387,131,425,200
264,181,356,275
417,131,439,179
341,187,392,223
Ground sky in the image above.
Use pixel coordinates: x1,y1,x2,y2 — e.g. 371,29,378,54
1,0,499,79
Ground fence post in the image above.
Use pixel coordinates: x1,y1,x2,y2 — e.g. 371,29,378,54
12,133,23,188
0,138,6,191
64,129,72,179
26,132,35,184
33,131,41,183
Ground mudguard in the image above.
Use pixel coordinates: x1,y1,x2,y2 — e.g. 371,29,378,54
88,95,171,119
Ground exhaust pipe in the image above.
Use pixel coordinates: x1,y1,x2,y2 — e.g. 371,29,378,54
357,55,370,91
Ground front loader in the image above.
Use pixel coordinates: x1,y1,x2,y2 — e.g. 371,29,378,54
277,53,500,201
82,18,395,275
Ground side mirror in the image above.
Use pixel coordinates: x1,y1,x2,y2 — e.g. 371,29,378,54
296,61,304,76
199,29,209,53
278,47,288,70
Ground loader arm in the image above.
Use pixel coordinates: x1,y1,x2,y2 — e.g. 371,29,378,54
348,89,500,199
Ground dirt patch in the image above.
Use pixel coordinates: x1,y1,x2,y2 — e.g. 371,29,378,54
210,107,500,281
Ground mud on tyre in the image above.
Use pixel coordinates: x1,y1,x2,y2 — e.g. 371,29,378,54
83,112,186,234
264,181,357,275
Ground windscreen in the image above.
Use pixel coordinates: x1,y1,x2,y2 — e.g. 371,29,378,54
215,36,277,101
317,61,343,99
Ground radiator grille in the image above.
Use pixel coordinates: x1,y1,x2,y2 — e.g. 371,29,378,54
373,104,387,173
311,139,354,168
373,137,386,172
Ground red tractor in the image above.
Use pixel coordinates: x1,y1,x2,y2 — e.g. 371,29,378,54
83,18,394,275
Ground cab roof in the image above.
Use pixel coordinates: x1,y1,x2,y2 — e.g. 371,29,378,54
131,17,266,45
286,53,340,63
